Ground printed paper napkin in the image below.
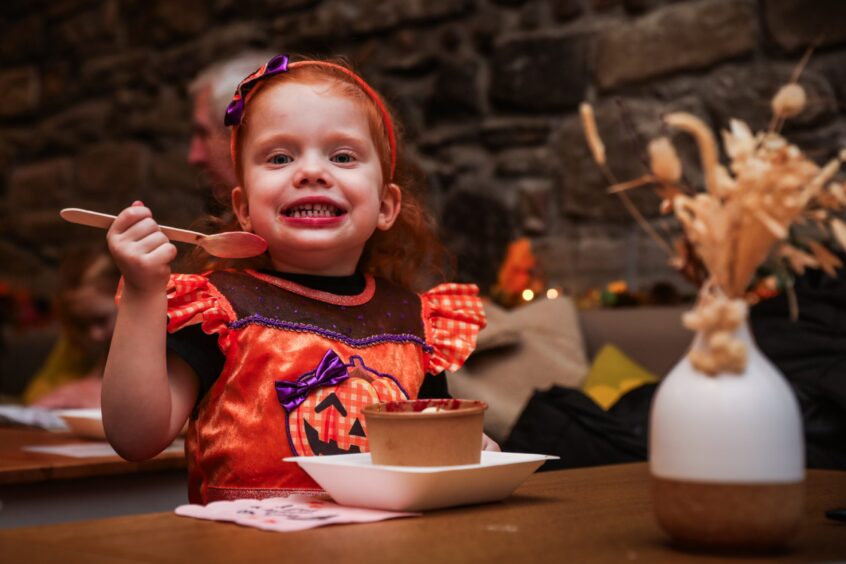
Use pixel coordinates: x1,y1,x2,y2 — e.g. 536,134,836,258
175,495,419,532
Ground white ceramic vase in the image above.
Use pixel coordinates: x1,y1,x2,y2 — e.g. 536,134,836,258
649,320,805,550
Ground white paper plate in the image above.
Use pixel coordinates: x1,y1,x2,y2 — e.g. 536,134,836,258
53,408,105,439
284,451,558,512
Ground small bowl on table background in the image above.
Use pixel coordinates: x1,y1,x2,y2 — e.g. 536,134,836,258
362,399,487,466
54,408,105,440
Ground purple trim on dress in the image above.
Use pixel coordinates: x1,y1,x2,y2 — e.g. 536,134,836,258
229,314,434,352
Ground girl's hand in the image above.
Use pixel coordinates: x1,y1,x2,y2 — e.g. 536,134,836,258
106,202,177,294
482,433,501,452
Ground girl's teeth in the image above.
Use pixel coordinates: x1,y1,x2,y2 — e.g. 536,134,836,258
286,204,341,218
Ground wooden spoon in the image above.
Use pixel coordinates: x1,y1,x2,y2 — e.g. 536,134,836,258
60,208,268,259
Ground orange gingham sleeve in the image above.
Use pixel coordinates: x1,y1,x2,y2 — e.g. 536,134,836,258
115,273,230,336
163,273,231,336
420,283,487,374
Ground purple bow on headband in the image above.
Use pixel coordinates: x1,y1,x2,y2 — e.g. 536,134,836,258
275,349,350,413
224,54,290,127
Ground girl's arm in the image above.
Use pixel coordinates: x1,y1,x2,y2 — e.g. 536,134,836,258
101,202,195,461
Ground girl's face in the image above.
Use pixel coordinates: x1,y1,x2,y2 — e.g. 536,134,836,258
232,81,401,275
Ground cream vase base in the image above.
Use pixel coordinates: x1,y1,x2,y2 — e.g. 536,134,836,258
653,475,804,551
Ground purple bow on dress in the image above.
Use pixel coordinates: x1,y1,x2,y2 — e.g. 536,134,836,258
275,349,350,413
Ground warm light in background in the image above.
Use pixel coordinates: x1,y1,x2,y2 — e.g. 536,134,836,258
546,288,559,299
522,289,534,301
607,280,628,294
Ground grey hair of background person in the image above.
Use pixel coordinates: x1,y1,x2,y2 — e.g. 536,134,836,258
189,50,278,129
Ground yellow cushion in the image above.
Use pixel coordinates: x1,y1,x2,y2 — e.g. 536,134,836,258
582,344,658,410
22,336,92,405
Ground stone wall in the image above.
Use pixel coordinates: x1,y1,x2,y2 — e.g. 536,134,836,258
1,0,844,298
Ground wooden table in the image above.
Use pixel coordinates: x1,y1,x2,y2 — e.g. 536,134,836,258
1,463,843,563
0,427,187,528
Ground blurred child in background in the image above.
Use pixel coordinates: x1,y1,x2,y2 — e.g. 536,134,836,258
24,246,119,408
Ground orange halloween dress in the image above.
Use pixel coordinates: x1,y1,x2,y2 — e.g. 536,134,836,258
164,269,485,504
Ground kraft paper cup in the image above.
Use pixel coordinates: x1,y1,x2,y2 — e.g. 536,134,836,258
363,399,487,466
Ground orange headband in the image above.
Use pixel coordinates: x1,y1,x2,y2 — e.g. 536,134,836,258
227,57,397,181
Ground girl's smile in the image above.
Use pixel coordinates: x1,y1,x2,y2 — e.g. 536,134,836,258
280,196,347,225
232,80,400,275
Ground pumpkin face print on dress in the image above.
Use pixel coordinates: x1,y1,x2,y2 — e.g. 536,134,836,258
277,350,408,456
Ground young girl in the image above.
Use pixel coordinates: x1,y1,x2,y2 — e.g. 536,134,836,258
102,54,492,504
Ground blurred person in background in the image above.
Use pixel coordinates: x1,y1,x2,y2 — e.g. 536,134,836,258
23,246,120,408
187,50,276,212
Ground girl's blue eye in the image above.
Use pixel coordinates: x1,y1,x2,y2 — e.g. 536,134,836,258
270,154,292,165
332,153,355,164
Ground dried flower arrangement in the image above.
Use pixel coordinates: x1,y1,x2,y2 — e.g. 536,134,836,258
580,56,846,375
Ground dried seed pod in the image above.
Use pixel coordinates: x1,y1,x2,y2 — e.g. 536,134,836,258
709,331,731,350
733,338,747,355
665,112,719,196
753,210,788,239
682,310,704,331
690,350,718,376
723,119,756,160
725,300,748,327
781,195,799,209
806,240,843,277
781,245,818,274
699,303,720,328
579,103,606,166
772,83,807,119
715,165,738,194
764,134,788,151
831,218,846,252
810,209,828,222
648,137,682,183
829,182,846,205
